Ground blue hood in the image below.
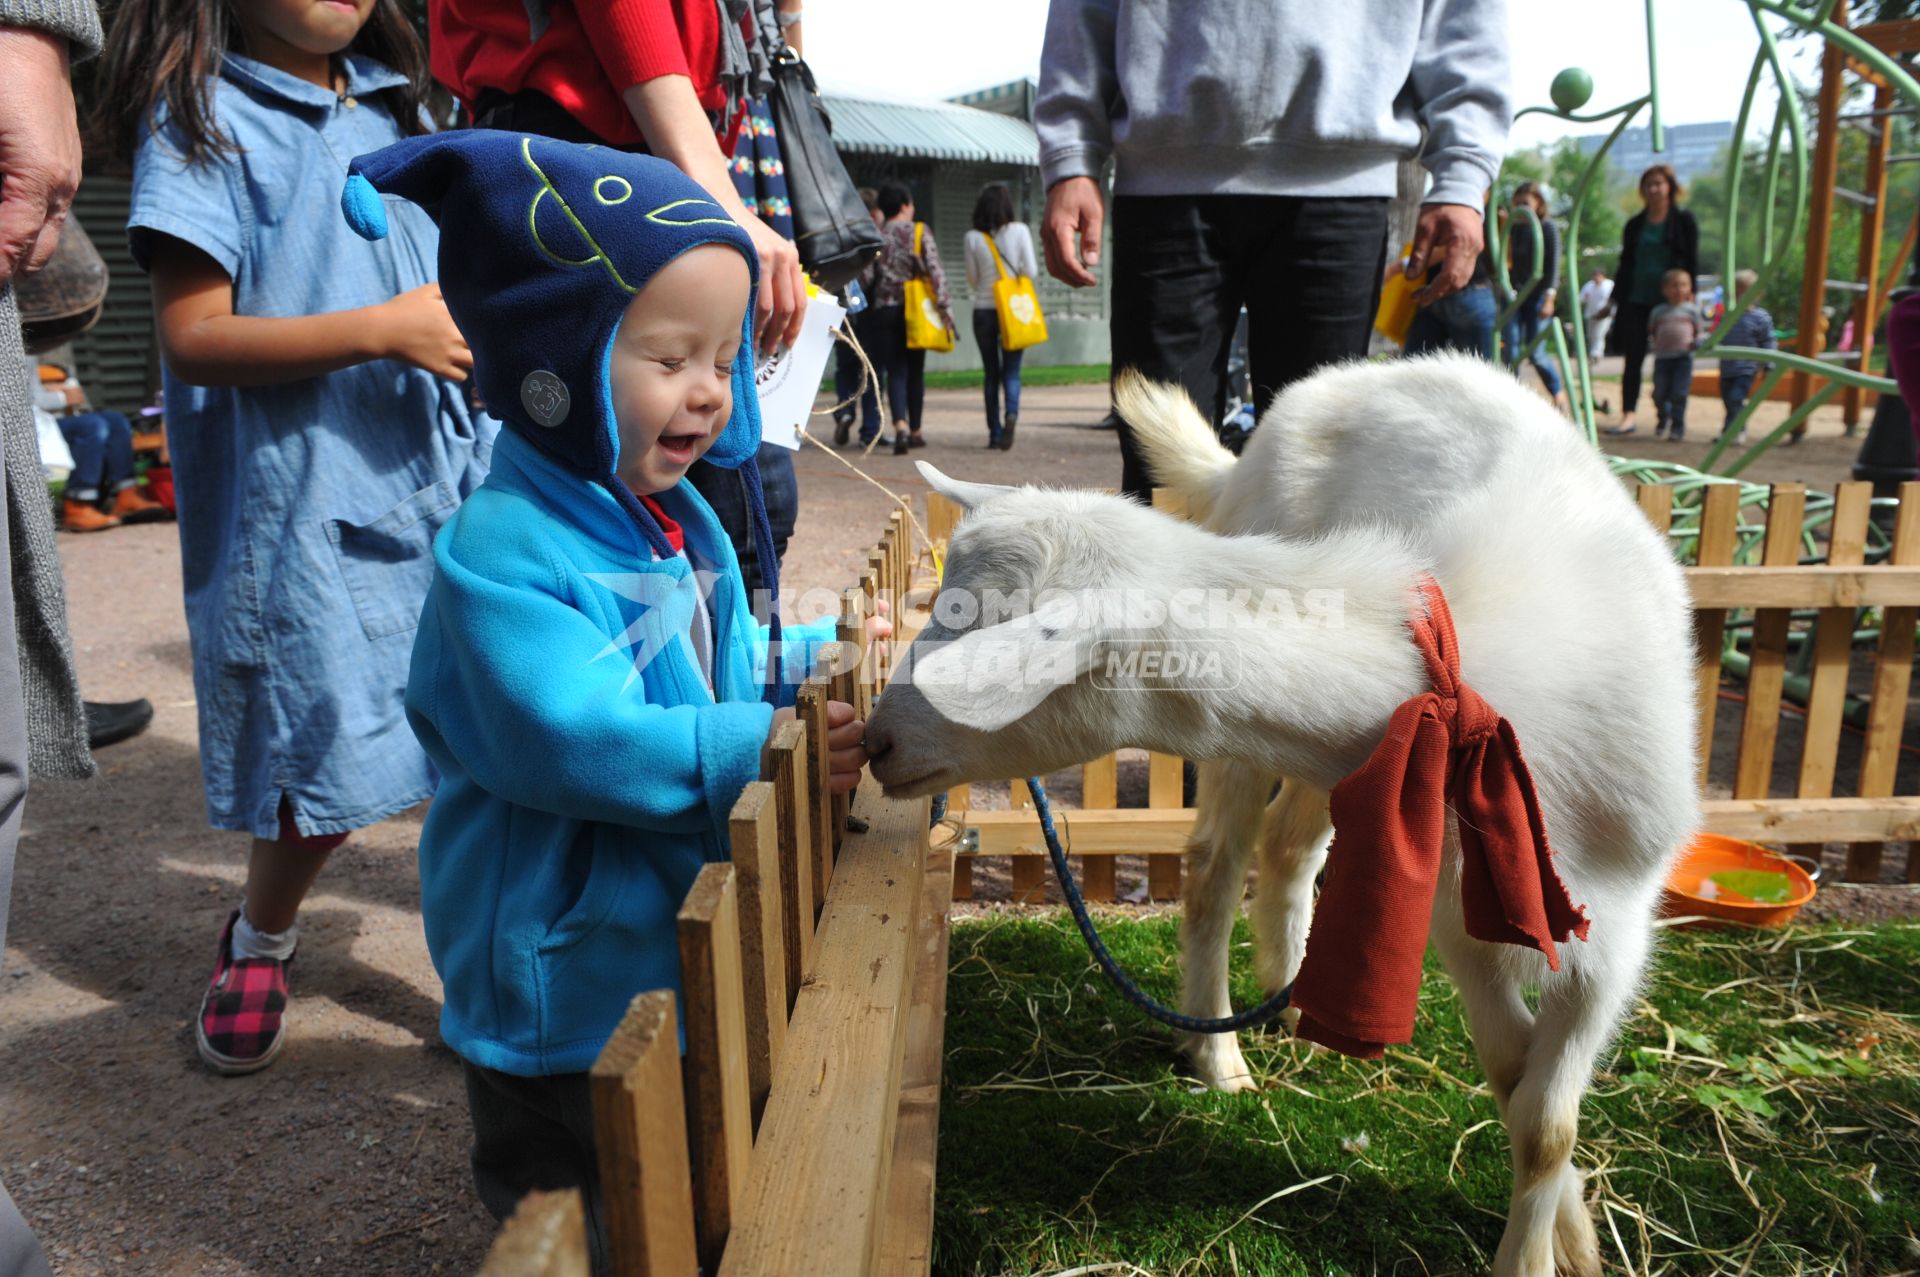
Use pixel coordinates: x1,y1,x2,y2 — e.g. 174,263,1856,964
344,131,787,699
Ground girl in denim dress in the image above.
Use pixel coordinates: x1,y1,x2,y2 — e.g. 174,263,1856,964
95,0,495,1074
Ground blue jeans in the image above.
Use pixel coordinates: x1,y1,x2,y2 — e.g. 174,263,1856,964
861,304,925,438
686,443,797,600
1719,368,1757,434
1503,293,1562,395
972,309,1025,439
1405,285,1496,361
56,410,135,501
1653,354,1693,435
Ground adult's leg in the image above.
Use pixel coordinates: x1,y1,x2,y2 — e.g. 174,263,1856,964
972,309,1003,439
878,308,911,427
1002,345,1024,424
464,1064,609,1273
1243,196,1388,417
753,442,797,589
855,308,887,444
906,348,926,435
55,411,109,500
1110,196,1240,500
1617,301,1651,416
0,367,51,1277
99,411,136,492
1520,299,1561,394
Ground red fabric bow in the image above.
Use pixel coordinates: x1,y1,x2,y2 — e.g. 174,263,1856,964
1290,576,1589,1059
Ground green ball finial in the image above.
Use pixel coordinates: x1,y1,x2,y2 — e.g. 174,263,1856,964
1551,67,1594,113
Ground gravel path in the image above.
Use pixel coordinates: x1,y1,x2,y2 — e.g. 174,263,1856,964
0,382,1909,1274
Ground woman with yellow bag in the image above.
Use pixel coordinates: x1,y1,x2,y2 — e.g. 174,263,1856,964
964,183,1046,450
864,182,955,455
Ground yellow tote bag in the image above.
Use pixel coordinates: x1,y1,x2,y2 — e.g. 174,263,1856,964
904,222,955,352
986,232,1048,351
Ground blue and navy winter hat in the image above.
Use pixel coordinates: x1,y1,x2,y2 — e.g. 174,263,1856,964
343,131,788,700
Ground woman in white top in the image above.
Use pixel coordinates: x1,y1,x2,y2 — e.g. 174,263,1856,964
963,183,1040,450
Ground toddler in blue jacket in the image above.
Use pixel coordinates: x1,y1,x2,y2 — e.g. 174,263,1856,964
340,132,874,1262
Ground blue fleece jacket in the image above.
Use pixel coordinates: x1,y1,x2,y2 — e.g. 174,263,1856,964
341,132,834,1074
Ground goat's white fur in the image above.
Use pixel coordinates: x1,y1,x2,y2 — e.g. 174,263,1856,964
868,355,1697,1276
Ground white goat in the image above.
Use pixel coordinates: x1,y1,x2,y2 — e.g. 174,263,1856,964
864,354,1699,1277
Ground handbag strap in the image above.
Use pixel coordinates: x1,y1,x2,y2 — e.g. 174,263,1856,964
984,230,1011,282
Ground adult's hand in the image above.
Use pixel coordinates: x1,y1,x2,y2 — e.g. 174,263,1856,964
1043,176,1104,288
741,208,807,353
0,29,81,286
1406,202,1484,307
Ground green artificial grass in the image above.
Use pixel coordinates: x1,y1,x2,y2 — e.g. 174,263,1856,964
923,363,1111,391
934,913,1920,1276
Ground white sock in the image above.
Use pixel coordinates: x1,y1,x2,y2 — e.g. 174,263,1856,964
231,904,298,962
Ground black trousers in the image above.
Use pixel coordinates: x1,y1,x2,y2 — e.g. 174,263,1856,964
1109,195,1390,500
463,1062,611,1275
1616,299,1654,415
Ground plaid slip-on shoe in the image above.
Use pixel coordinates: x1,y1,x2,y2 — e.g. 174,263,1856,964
196,910,293,1075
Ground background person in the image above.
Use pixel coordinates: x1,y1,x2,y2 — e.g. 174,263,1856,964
1036,0,1511,499
1603,163,1698,436
863,181,953,456
0,2,103,1272
1718,268,1776,445
1579,266,1613,367
1503,181,1566,409
96,0,495,1074
963,182,1038,451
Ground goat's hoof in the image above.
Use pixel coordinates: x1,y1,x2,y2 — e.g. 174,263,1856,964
1185,1037,1258,1093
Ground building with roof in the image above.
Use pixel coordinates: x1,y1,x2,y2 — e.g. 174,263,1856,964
824,79,1111,371
1574,120,1734,189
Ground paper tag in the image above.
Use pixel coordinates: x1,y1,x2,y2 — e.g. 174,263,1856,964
754,292,847,451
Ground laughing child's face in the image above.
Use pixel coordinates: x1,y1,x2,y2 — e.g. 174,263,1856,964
610,244,751,497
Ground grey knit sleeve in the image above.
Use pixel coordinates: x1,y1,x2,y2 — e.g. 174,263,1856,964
0,0,104,61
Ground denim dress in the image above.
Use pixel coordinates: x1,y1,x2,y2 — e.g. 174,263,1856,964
128,54,496,838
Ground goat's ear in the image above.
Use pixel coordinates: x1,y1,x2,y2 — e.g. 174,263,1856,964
908,609,1097,731
916,461,1016,511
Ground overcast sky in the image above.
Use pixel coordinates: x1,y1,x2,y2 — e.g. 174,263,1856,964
801,0,1824,154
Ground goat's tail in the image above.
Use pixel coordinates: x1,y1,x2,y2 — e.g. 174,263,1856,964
1112,368,1237,520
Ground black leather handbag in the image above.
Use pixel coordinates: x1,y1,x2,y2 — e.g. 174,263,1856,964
764,47,881,293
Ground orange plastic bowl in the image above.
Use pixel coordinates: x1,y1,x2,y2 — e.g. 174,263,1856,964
1660,833,1819,928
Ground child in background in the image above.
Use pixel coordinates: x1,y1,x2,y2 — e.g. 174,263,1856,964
1647,268,1707,441
1719,268,1777,445
95,0,495,1073
341,133,879,1265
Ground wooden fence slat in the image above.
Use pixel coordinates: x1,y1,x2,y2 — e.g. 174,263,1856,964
729,782,786,1125
1148,489,1189,900
478,1190,591,1277
1693,484,1742,788
796,678,839,885
591,992,699,1277
1733,485,1806,799
871,821,955,1277
716,791,930,1277
765,719,816,992
844,582,871,721
1007,764,1046,903
1079,753,1119,902
1857,482,1920,882
675,865,751,1272
1684,564,1920,608
1792,484,1873,864
1635,483,1675,539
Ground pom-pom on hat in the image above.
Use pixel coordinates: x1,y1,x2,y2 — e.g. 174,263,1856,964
344,131,789,704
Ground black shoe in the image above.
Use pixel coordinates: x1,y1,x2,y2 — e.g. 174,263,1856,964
985,433,1002,449
907,432,926,449
85,698,153,750
1001,416,1016,450
892,432,910,456
833,416,851,446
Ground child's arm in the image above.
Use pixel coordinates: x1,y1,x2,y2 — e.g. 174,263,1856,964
149,236,471,387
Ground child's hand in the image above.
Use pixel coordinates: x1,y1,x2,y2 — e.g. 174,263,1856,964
865,597,893,646
380,284,474,381
823,699,868,793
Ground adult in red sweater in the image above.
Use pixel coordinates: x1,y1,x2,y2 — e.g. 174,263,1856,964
431,0,806,352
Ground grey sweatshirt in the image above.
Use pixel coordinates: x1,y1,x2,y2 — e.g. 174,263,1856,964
1036,0,1512,206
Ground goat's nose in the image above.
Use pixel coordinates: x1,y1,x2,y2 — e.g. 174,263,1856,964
863,720,893,762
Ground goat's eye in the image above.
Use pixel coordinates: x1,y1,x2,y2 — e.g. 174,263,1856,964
1040,626,1059,641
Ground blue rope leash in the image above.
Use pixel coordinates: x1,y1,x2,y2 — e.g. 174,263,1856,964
1022,776,1294,1035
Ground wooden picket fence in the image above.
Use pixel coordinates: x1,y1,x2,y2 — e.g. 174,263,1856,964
477,512,946,1277
927,482,1920,895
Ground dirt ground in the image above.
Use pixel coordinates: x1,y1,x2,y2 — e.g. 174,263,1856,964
1,381,1914,1275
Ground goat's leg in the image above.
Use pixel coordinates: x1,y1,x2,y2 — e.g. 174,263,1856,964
1487,916,1649,1277
1249,778,1332,1031
1178,758,1270,1092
